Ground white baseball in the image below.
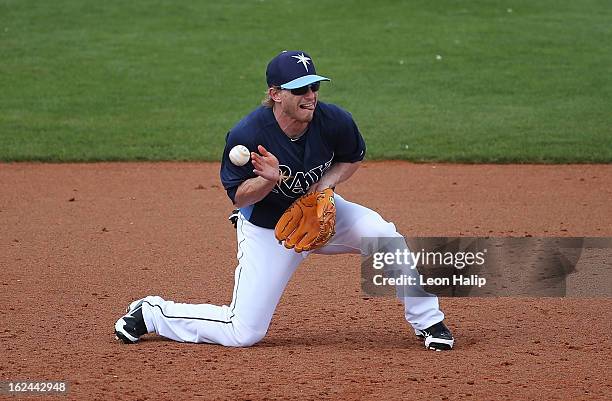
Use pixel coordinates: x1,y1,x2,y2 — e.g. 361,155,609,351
229,145,250,166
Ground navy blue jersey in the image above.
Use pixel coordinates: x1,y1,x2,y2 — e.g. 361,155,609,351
220,101,366,228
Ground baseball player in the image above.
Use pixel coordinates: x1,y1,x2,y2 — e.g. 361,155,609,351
114,50,455,351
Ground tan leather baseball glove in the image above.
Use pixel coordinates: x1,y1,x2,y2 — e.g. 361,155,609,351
274,188,336,253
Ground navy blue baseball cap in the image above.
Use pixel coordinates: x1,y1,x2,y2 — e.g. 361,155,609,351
266,50,331,89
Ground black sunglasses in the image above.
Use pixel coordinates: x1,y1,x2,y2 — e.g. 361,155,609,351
282,82,320,96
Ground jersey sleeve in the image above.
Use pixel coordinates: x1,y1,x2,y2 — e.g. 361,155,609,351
220,129,257,203
332,108,366,163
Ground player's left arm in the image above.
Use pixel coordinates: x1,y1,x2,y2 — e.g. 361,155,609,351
308,161,361,193
308,105,365,193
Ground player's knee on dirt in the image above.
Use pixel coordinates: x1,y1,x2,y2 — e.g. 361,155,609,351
230,326,266,347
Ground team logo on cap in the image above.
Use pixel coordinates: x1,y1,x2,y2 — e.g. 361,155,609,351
291,53,311,72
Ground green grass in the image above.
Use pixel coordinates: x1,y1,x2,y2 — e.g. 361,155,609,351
0,0,610,162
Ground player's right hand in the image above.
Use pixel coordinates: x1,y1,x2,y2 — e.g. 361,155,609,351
251,145,280,183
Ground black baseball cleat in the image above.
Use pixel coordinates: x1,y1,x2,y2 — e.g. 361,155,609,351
415,321,455,351
114,299,148,344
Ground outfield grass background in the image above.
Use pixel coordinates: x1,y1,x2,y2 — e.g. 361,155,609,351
1,0,610,162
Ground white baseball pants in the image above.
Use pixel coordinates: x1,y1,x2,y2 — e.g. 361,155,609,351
141,195,444,346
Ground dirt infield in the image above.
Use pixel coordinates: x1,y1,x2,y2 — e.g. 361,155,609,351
1,162,610,400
